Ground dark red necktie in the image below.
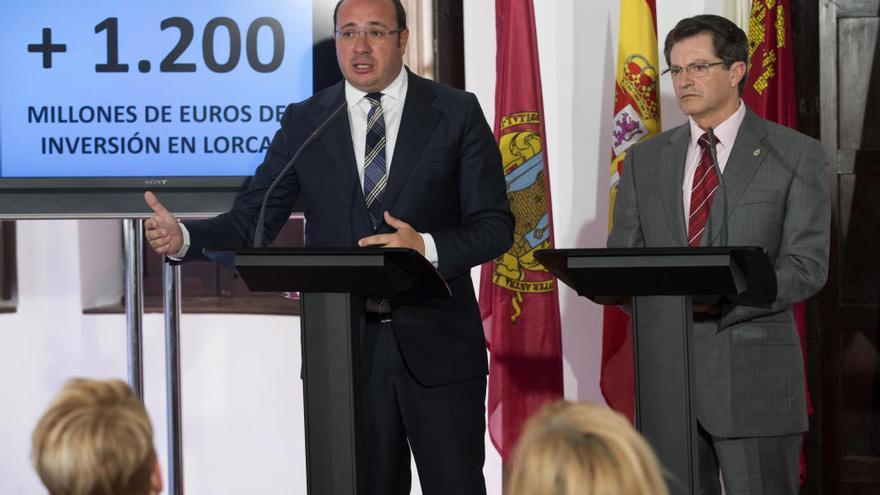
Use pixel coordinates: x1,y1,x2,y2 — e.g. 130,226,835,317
688,133,719,247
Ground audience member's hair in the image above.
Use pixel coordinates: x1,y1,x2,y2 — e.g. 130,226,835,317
508,400,669,495
32,378,160,495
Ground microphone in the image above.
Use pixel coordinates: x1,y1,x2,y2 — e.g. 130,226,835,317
706,127,728,246
253,100,348,248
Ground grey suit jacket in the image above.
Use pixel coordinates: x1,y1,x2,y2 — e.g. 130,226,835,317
608,108,830,437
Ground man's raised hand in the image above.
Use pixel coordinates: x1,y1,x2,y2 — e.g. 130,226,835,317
143,191,183,256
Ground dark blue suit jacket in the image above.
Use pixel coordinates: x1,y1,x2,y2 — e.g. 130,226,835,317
184,71,514,386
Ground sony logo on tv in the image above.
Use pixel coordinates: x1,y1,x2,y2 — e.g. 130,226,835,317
144,179,169,185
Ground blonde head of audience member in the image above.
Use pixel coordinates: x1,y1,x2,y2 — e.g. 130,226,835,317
508,400,668,495
31,378,163,495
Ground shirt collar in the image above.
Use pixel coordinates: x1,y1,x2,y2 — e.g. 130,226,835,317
688,99,746,150
344,66,408,111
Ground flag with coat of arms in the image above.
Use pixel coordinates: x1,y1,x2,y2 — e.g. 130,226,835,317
479,0,564,461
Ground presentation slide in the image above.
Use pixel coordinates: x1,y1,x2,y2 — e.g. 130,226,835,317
0,0,315,178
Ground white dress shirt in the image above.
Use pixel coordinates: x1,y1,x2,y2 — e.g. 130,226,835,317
172,67,438,265
681,100,747,225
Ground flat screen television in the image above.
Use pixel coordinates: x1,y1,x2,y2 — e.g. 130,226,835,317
0,0,342,217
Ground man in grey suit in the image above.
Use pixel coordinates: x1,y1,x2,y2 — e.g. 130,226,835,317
608,15,830,494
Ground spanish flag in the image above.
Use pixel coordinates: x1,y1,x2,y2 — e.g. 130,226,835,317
479,0,563,461
601,0,661,423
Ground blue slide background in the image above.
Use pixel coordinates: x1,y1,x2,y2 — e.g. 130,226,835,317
0,0,314,177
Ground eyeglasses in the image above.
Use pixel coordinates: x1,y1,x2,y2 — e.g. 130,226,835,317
335,28,403,43
661,61,726,78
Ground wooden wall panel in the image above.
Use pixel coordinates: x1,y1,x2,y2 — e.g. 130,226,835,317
838,174,880,306
841,327,880,456
820,0,880,492
837,18,880,150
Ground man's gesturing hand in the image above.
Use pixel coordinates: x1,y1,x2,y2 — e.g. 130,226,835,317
144,191,183,256
357,211,426,256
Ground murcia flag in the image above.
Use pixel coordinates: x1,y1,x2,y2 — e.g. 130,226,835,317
742,0,811,483
479,0,563,460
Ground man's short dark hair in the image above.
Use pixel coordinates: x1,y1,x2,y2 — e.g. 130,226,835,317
333,0,407,30
664,14,749,94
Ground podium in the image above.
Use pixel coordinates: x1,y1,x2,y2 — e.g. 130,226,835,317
208,247,450,494
534,247,776,495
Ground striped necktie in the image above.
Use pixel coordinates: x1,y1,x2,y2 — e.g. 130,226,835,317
363,92,387,229
688,133,719,247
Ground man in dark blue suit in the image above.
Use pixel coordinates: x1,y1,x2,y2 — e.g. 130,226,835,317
143,0,513,493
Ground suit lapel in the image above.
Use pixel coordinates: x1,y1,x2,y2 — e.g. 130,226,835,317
315,83,375,234
381,71,439,214
706,109,769,246
659,124,690,246
316,83,368,210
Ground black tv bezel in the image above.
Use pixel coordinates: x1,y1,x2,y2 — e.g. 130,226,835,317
0,0,340,218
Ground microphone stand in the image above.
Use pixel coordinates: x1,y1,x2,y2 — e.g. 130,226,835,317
253,100,348,247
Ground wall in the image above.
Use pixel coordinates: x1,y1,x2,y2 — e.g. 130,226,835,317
0,220,307,495
0,1,722,493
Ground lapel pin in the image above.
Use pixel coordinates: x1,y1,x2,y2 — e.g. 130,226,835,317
753,148,761,156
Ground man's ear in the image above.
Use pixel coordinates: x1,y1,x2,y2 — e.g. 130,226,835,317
398,27,410,54
150,459,164,494
730,60,747,90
